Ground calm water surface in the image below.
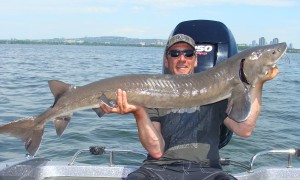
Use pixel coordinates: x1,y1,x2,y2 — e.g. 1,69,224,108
0,44,299,173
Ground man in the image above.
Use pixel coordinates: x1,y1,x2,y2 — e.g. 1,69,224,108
100,34,279,179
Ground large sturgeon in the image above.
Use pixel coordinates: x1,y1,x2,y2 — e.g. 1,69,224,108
0,43,287,156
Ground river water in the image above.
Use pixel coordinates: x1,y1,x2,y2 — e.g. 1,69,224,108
0,44,299,173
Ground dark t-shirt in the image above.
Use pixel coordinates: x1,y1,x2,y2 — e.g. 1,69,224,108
144,101,227,168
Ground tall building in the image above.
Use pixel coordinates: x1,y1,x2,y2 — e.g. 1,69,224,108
259,37,266,46
289,43,294,49
272,38,279,44
251,40,257,46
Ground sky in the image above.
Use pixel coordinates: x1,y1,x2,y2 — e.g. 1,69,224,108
1,0,299,48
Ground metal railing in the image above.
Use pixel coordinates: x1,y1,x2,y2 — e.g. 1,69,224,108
68,146,299,173
68,146,147,166
248,148,299,172
220,148,300,173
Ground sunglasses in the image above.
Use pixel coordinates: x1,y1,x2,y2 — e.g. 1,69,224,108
167,50,195,58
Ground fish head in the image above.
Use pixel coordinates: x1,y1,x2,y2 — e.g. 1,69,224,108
242,42,287,86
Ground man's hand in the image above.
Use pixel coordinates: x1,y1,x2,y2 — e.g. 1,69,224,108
261,66,280,83
100,89,141,114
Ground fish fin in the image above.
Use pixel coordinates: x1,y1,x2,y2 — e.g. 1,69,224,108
92,108,105,118
48,80,74,107
92,94,116,118
100,94,117,108
25,126,44,156
53,114,72,136
226,85,251,122
0,116,44,156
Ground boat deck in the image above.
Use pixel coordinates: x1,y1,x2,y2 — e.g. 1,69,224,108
1,147,299,180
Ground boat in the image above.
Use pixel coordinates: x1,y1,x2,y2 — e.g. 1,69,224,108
0,146,299,179
1,20,299,179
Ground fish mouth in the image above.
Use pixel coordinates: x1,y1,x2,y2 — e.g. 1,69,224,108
269,43,288,65
276,43,288,59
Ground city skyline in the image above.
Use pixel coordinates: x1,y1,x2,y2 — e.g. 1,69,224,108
250,37,294,49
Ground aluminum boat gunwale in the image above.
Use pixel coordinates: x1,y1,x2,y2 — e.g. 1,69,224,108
0,146,299,180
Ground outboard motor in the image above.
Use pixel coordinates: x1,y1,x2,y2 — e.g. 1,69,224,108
164,20,238,149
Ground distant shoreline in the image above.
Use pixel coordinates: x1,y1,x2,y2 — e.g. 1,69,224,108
1,40,299,53
0,40,164,48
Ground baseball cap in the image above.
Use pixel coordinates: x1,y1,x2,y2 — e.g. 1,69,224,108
165,34,196,51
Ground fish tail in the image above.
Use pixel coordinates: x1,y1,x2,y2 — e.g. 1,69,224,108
0,116,44,156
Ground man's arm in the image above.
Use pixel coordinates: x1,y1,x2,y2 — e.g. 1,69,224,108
224,67,279,137
100,89,165,159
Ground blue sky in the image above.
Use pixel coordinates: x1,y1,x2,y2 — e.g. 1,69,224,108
1,0,299,48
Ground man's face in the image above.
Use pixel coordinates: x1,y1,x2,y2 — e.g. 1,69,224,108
165,43,197,75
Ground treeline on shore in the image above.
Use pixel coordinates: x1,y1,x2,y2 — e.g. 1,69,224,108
1,40,299,53
0,40,162,47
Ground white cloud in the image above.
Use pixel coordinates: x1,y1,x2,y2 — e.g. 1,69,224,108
0,1,117,15
222,0,299,6
128,0,299,8
0,0,298,15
